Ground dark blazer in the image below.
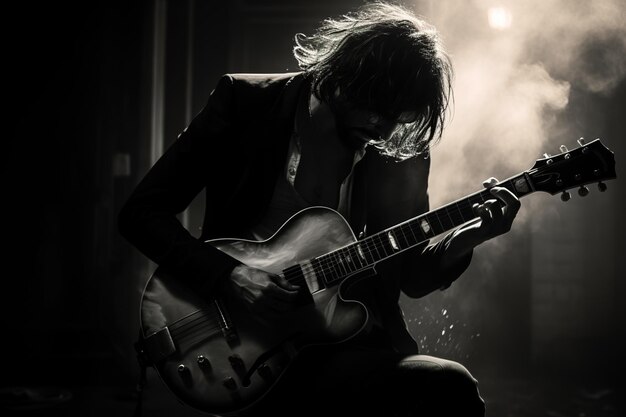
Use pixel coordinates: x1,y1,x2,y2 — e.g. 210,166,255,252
118,72,472,353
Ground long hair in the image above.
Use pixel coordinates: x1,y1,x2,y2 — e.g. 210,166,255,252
293,2,453,160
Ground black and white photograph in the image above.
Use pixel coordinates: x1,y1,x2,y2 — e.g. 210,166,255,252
3,1,624,416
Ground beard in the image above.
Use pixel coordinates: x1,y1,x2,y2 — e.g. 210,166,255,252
333,107,376,151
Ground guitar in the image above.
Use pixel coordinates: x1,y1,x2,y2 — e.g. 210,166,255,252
138,138,616,416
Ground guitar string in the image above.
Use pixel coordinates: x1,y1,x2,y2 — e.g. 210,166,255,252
166,308,209,331
169,312,215,332
171,319,224,341
303,158,562,284
285,228,428,285
170,313,222,338
168,309,210,329
160,166,571,341
316,169,546,282
174,199,479,338
282,191,492,285
172,319,222,341
169,310,224,337
167,181,523,327
163,191,476,338
170,213,453,337
165,177,535,337
163,171,563,337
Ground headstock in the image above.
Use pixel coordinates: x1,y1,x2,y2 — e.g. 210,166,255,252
528,138,616,201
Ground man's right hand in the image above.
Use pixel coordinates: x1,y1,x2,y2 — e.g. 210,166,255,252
227,264,300,319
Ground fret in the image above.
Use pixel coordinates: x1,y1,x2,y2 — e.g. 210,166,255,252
361,239,376,265
398,224,410,247
309,169,541,289
405,220,420,244
376,233,390,258
408,219,419,238
426,213,446,236
396,223,417,248
438,206,455,231
389,230,401,250
376,232,392,257
458,203,475,224
369,235,384,261
414,216,435,239
329,255,342,284
400,223,418,246
454,201,467,223
365,235,379,262
355,242,368,266
323,255,339,282
340,247,356,273
396,228,408,249
467,193,483,208
332,250,347,277
349,244,365,269
311,258,328,286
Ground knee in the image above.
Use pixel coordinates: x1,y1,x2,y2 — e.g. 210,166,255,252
401,355,477,385
439,359,485,415
438,358,478,387
401,355,485,416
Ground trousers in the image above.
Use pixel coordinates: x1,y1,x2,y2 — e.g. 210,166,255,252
248,344,486,417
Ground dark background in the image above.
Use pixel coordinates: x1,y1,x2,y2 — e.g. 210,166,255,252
3,1,625,416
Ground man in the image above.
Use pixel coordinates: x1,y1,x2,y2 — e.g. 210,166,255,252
119,2,520,416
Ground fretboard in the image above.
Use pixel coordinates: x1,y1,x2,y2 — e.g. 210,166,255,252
309,172,535,287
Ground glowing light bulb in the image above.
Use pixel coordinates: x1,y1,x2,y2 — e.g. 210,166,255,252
488,7,512,30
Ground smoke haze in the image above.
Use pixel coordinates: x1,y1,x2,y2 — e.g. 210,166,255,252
425,0,626,207
403,0,625,360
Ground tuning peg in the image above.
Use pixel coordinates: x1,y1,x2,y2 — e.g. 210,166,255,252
543,153,554,164
578,186,590,197
598,182,607,192
577,137,586,146
561,191,571,201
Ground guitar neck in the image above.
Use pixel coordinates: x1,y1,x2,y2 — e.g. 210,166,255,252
311,172,535,286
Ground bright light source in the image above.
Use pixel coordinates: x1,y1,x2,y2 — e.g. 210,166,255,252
488,7,512,30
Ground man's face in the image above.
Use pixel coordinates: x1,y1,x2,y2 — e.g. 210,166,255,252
334,102,417,150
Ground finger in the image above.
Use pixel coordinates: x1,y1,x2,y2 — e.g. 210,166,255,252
482,177,499,189
483,199,504,222
489,187,521,215
473,203,492,224
271,274,300,291
266,282,299,302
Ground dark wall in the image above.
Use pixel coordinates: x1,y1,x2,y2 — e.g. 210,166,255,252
3,0,151,387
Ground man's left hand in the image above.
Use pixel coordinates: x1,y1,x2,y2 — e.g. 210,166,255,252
469,177,521,245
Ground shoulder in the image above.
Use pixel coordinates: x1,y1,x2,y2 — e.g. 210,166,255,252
227,72,302,89
218,72,303,102
211,72,306,121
